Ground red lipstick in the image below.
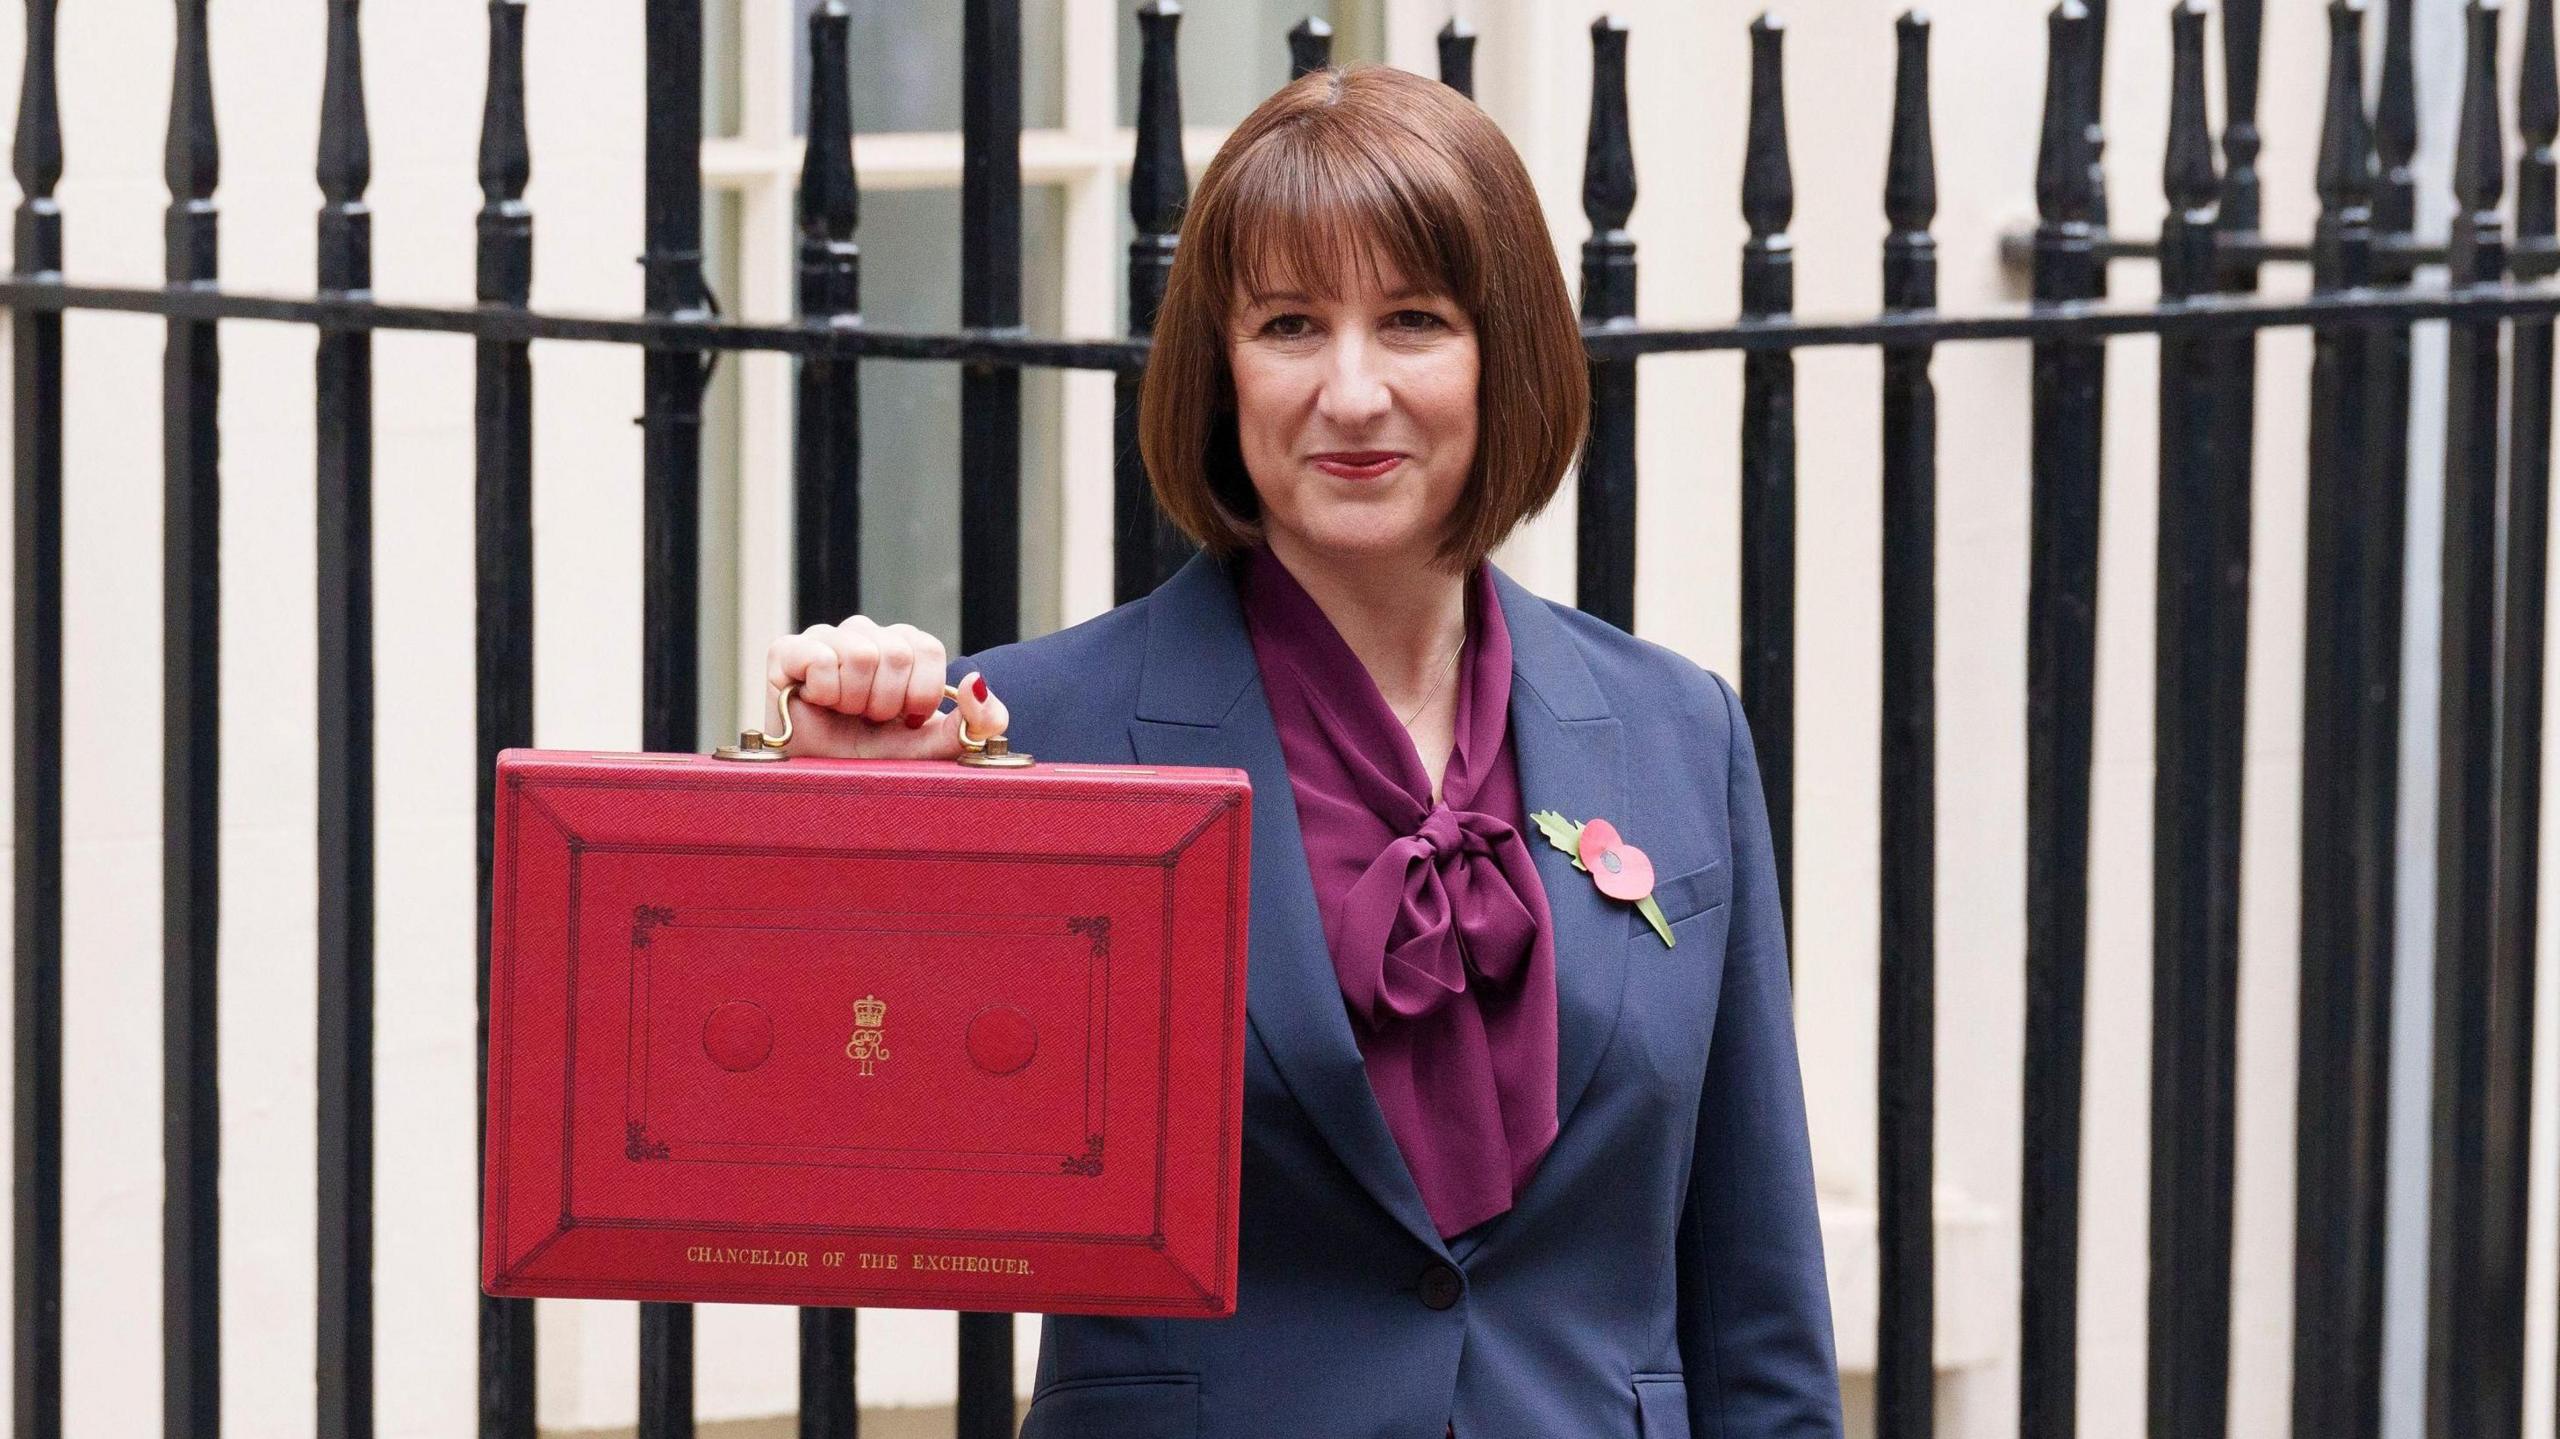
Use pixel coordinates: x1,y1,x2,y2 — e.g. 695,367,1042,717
1312,451,1404,479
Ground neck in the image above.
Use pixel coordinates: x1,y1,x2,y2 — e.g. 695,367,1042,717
1262,530,1471,705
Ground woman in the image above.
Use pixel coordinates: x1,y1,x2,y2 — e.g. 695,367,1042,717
763,64,1840,1439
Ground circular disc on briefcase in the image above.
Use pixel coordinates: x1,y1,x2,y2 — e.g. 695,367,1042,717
702,1000,775,1072
964,1004,1039,1076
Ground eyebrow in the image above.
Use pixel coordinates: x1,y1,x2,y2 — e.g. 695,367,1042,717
1249,287,1438,305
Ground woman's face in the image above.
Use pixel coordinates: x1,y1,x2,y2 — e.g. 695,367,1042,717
1225,252,1479,573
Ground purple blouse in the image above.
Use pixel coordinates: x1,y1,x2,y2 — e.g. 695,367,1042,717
1237,541,1560,1239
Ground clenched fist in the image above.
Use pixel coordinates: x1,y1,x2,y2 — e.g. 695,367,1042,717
760,616,1008,759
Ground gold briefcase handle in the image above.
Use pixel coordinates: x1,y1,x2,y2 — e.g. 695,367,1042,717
712,681,1032,767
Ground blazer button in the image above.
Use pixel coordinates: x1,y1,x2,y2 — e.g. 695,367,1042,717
1418,1261,1464,1310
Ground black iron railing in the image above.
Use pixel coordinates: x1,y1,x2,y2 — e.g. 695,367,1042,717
5,2,2555,1439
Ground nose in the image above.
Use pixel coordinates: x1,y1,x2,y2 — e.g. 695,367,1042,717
1314,328,1392,427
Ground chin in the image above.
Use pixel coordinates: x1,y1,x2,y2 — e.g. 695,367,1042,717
1282,513,1449,567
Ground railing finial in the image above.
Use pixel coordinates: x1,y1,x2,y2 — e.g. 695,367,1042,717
2163,0,2218,217
13,0,61,208
2217,0,2264,240
2317,0,2376,218
2526,0,2557,149
800,0,859,243
1128,0,1187,345
1582,15,1635,236
1130,2,1188,243
317,0,371,298
167,0,219,208
479,1,531,209
2517,0,2557,270
2374,0,2419,238
319,0,371,208
1885,10,1937,315
1887,11,1937,239
1288,15,1332,78
2035,2,2095,227
1743,14,1793,240
2081,0,2110,227
798,0,860,322
1437,16,1477,100
2454,0,2507,218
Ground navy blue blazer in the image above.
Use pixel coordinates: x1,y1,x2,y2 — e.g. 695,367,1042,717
953,549,1841,1439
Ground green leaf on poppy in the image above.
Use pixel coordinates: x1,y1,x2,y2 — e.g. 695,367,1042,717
1528,809,1590,871
1636,894,1675,948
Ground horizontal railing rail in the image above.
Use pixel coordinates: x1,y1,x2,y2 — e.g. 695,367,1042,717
6,273,2560,358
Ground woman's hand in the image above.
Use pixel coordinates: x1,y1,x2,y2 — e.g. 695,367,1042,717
761,617,1008,759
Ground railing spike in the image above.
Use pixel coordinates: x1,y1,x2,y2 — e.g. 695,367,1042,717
1438,16,1477,100
2218,0,2263,240
1743,14,1793,240
2163,0,2218,217
1577,11,1640,626
1288,14,1331,78
1130,2,1188,244
167,0,219,210
2518,0,2557,268
2526,0,2557,149
318,0,370,209
1582,15,1635,235
2036,2,2095,226
2317,1,2376,217
2454,0,2506,217
1887,11,1937,239
2082,0,2110,228
12,0,60,209
479,0,530,211
1120,3,1190,596
800,1,859,247
2374,0,2419,238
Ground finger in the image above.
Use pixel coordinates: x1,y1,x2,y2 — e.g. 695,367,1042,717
861,627,916,723
890,626,948,729
780,628,842,707
766,633,806,695
823,620,884,716
770,631,840,689
950,670,1009,743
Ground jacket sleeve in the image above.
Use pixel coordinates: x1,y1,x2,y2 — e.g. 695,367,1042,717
1676,668,1845,1439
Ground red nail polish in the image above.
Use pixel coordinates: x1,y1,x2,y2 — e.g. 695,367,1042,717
903,712,925,728
972,675,989,702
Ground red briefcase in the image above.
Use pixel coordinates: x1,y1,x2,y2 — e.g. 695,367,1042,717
480,683,1252,1317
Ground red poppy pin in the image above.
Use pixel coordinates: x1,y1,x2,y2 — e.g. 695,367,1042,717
1529,810,1674,948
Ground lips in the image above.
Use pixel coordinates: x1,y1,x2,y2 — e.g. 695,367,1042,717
1313,452,1405,479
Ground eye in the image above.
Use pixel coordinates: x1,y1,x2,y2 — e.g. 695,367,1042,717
1258,312,1314,338
1392,309,1446,331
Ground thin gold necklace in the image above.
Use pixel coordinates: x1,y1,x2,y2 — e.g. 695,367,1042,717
1392,639,1464,727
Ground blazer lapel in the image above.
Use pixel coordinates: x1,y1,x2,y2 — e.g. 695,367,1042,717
1488,565,1632,1144
1124,550,1633,1256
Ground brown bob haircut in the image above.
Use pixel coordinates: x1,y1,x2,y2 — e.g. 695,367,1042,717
1137,64,1589,575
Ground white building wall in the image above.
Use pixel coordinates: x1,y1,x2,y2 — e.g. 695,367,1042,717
0,1,2549,1437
